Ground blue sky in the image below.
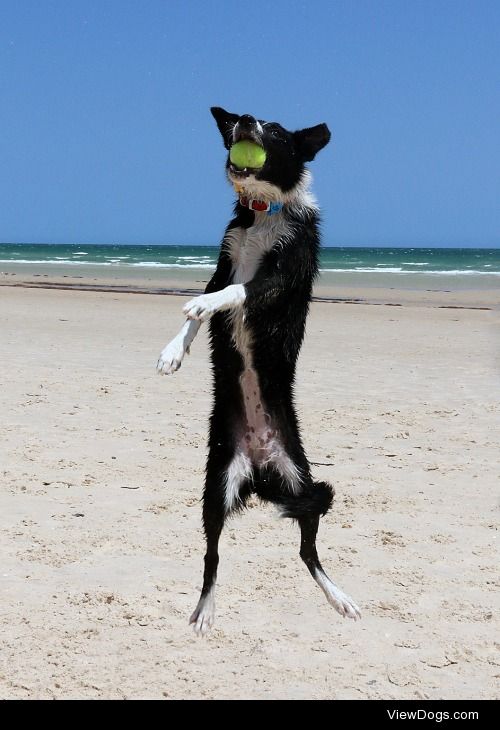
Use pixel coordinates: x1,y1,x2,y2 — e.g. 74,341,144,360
1,0,499,247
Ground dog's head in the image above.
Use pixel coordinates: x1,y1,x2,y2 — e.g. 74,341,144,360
210,107,331,202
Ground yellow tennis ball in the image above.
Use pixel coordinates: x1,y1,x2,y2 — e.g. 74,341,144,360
229,140,266,169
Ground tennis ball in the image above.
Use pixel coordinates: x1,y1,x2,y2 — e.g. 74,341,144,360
230,140,266,169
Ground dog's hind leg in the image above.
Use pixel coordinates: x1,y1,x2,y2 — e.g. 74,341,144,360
190,450,252,636
298,503,361,620
255,470,360,619
189,488,224,636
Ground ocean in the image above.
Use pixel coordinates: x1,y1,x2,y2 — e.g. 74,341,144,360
1,243,499,274
1,244,499,292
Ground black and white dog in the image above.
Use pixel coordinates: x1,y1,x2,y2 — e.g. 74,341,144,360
157,107,360,634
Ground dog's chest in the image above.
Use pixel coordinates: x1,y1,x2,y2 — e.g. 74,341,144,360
224,220,278,362
227,217,284,284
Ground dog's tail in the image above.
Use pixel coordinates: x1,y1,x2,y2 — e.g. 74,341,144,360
277,480,334,520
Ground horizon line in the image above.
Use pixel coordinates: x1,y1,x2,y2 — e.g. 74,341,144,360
1,242,499,250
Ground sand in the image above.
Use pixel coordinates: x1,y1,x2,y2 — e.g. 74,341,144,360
0,284,498,699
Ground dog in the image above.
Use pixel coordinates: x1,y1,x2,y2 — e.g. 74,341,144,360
157,107,360,634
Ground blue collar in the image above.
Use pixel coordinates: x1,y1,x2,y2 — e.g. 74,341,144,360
239,195,283,216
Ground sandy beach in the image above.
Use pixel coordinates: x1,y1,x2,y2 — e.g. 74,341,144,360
0,281,499,699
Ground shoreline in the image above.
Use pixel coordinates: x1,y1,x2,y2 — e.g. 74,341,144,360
1,258,498,310
0,277,495,310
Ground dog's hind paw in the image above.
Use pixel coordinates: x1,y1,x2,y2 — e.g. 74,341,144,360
156,340,185,375
326,589,361,621
189,592,215,636
314,569,361,620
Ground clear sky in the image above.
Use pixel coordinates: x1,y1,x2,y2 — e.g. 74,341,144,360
1,0,499,247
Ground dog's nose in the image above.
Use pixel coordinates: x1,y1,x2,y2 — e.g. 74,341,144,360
238,114,257,128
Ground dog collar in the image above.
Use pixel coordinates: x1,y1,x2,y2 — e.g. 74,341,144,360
239,195,283,216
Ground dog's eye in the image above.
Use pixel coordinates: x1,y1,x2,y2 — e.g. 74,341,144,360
268,129,283,142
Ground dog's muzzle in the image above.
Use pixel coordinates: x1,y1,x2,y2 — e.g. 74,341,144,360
233,115,263,146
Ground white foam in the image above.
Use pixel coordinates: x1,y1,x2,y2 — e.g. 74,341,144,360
0,259,215,269
320,267,404,273
1,259,496,276
319,267,500,276
176,256,212,261
0,259,87,264
131,262,215,269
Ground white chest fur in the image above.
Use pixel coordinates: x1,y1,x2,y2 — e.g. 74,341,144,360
225,214,290,364
226,214,289,285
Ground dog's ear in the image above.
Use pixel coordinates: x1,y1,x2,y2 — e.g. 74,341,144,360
210,106,239,149
293,123,331,162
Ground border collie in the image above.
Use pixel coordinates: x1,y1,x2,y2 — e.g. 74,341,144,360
157,107,360,634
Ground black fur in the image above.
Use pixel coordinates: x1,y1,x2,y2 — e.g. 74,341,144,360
205,205,334,515
211,106,331,193
186,108,359,632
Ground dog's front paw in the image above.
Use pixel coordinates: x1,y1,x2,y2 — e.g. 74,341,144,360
157,339,185,375
183,294,217,322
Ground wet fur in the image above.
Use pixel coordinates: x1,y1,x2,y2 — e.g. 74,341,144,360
157,107,360,633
